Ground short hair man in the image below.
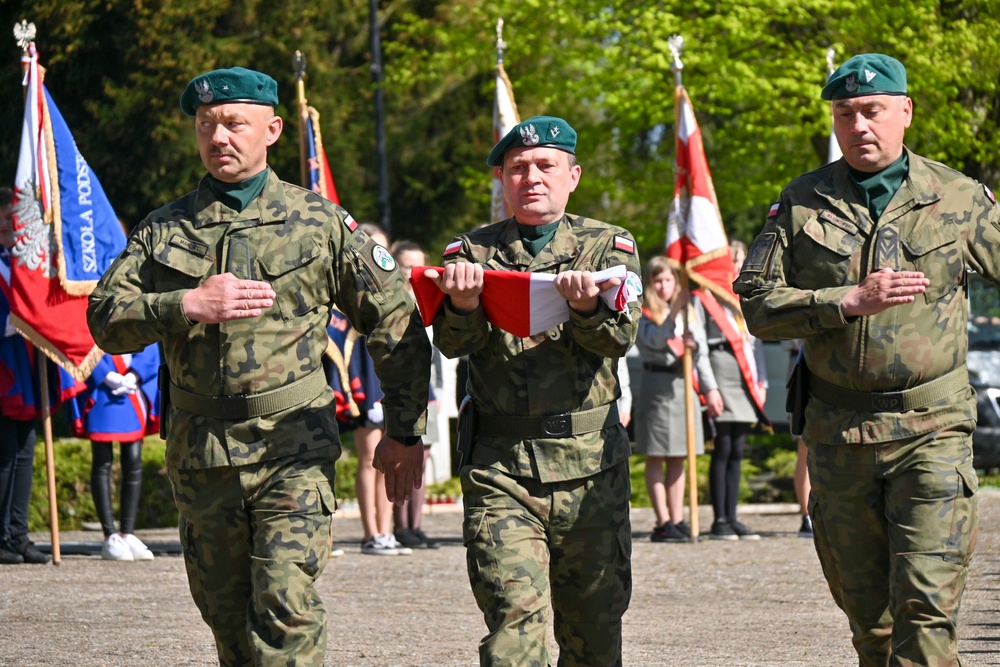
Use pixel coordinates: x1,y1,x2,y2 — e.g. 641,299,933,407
411,116,640,665
735,54,1000,665
87,67,431,666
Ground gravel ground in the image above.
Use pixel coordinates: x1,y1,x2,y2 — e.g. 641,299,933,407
1,490,998,666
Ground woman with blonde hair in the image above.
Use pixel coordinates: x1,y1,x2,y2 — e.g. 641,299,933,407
635,256,722,542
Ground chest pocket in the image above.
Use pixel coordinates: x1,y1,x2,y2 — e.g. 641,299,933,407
901,225,964,303
794,215,863,289
259,237,331,319
152,235,215,288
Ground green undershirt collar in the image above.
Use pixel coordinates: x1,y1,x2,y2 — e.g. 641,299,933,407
518,217,562,257
848,151,908,222
206,168,269,213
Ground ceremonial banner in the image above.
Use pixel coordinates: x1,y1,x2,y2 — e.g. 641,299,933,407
299,101,340,205
666,85,765,415
11,45,127,381
410,265,635,338
490,60,520,222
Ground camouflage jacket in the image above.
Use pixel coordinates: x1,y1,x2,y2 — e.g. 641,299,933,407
734,148,1000,444
87,170,430,469
434,214,640,483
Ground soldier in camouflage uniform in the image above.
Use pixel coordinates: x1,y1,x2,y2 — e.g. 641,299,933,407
418,116,640,666
86,67,431,667
734,54,1000,666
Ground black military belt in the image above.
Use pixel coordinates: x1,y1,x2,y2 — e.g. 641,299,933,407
477,404,619,439
643,362,679,373
707,341,731,353
809,367,968,413
169,367,328,421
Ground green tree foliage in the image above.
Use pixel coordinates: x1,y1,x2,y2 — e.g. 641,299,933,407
0,1,997,256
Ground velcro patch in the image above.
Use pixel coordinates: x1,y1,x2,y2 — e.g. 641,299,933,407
614,235,635,254
985,183,996,205
819,210,858,235
342,213,358,232
443,240,463,256
168,235,209,257
742,232,778,274
767,202,781,218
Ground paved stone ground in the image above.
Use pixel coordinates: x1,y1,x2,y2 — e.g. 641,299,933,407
1,490,998,666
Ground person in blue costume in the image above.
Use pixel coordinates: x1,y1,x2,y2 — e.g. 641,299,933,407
68,345,161,561
0,187,82,564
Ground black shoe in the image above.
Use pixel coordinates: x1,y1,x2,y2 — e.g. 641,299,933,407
798,515,814,538
10,538,51,564
394,528,425,548
411,527,439,549
709,519,738,541
729,519,761,541
651,522,689,543
0,540,24,565
674,521,692,539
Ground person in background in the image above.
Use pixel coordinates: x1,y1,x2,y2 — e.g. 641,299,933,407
735,53,996,665
703,239,767,541
68,345,161,561
389,240,439,550
339,223,413,557
87,68,430,666
635,256,721,542
782,338,813,538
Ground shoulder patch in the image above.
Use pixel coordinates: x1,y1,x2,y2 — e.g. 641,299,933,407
613,235,635,254
742,232,778,274
625,270,643,297
371,244,395,271
443,240,463,256
985,183,996,205
767,202,781,218
342,213,358,232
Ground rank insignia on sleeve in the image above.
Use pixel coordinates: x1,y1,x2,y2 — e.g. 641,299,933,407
985,184,996,205
343,213,358,232
443,240,463,256
614,235,635,254
767,202,781,218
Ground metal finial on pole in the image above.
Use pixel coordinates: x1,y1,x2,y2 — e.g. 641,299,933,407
293,50,306,82
14,19,35,52
496,18,506,65
826,47,836,76
668,35,684,87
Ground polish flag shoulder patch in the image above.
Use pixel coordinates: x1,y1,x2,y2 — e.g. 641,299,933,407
984,183,996,205
443,240,463,256
613,235,635,254
342,213,358,232
767,202,781,218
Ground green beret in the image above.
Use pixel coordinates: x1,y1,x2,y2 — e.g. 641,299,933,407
180,67,279,116
487,116,577,167
821,53,907,101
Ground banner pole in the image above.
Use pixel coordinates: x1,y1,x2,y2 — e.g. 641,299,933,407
38,354,60,564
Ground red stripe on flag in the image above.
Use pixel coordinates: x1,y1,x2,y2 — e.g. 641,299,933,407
443,241,463,256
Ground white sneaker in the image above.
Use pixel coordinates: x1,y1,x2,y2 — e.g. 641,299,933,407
380,533,412,555
101,534,134,561
360,535,399,555
122,533,154,561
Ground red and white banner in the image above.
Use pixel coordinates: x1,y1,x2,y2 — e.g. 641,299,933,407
300,101,340,205
666,85,765,417
410,265,635,338
490,61,520,222
10,45,126,381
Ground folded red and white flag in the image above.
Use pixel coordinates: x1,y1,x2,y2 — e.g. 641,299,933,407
411,265,636,338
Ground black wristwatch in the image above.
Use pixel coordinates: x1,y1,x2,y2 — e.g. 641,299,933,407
395,435,422,446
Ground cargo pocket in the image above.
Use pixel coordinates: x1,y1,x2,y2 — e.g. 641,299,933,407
901,227,963,303
259,237,331,319
794,215,862,289
152,234,215,289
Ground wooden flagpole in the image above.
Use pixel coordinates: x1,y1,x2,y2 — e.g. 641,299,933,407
669,35,700,542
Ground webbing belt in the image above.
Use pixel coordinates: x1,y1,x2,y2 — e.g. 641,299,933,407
169,367,328,420
809,366,968,413
477,404,618,439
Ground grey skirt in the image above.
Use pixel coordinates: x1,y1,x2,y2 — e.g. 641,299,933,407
709,347,758,424
635,370,705,457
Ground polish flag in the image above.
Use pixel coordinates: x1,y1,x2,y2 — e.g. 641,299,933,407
490,60,520,222
410,265,635,338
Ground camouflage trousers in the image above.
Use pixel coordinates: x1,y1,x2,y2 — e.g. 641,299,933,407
461,461,632,667
167,447,339,667
807,426,978,667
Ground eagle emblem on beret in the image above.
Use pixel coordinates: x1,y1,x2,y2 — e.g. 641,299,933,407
519,124,540,146
845,74,858,93
195,78,214,104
